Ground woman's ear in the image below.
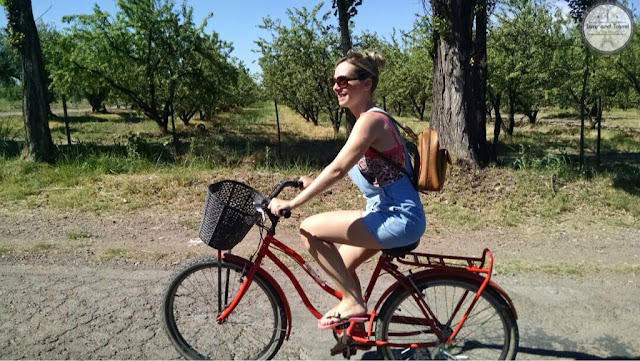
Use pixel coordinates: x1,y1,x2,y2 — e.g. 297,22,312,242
363,77,373,92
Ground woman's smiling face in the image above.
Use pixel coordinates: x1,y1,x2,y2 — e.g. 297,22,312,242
333,62,370,108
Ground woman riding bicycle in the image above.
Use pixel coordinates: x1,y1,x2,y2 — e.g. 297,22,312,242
268,49,426,329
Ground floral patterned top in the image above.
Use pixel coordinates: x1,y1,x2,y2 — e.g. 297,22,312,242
357,113,406,186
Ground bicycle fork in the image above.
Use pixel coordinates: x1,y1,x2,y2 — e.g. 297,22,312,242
216,249,237,317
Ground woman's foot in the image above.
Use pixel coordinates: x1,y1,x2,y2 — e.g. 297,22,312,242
318,300,367,329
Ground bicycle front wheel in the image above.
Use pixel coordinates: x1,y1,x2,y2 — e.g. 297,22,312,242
162,256,287,360
376,278,518,360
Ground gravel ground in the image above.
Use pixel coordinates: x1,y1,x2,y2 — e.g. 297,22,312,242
1,207,639,359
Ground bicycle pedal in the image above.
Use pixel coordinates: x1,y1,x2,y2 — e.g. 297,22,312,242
329,341,348,356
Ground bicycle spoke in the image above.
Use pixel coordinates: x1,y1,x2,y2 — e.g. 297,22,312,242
163,259,286,360
378,279,516,360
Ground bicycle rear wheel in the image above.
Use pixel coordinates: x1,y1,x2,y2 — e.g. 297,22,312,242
376,277,518,360
162,256,287,360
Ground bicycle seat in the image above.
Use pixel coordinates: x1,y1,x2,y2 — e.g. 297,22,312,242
382,240,420,258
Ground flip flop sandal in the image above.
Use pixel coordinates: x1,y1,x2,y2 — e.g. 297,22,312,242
317,312,368,330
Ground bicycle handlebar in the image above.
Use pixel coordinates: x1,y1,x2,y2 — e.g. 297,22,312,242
268,180,303,199
257,179,303,219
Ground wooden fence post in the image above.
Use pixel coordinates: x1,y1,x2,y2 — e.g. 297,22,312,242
62,94,71,146
274,100,281,156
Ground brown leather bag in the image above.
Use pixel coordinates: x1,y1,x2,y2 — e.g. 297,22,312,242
416,129,450,192
369,111,451,193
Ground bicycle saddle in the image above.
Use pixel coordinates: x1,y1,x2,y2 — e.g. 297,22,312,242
382,240,420,258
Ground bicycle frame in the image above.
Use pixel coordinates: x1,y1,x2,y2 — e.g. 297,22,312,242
215,232,514,349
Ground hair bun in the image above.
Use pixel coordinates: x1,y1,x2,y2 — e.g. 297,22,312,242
363,50,386,70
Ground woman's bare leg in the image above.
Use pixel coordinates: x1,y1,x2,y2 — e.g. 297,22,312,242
339,245,379,295
299,210,381,324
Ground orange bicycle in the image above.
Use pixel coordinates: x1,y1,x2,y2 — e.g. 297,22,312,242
162,180,519,360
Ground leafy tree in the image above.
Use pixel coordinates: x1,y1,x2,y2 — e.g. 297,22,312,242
36,23,110,114
396,18,432,121
616,17,640,102
357,21,432,122
62,0,239,134
0,31,21,101
257,5,342,134
2,0,55,162
354,30,400,112
0,30,20,86
172,22,239,123
487,0,565,154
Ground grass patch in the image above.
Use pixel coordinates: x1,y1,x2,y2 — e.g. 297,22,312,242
1,103,638,229
0,98,21,112
97,248,133,261
178,219,200,230
0,246,10,256
33,242,56,251
66,230,91,240
497,259,640,277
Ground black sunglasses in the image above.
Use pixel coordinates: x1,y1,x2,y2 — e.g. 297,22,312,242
329,75,367,88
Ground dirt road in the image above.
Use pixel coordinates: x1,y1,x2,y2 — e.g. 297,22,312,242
0,208,639,359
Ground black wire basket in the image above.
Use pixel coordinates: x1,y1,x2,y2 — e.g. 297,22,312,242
198,180,264,250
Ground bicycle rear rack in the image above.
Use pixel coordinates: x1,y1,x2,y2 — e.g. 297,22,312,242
396,248,493,276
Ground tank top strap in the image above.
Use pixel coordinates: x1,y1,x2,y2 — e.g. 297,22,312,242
367,107,403,150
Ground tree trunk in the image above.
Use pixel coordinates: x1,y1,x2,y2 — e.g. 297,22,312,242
525,110,538,124
579,48,589,167
507,87,515,136
86,91,108,113
409,95,426,121
335,0,357,136
170,105,179,155
274,100,282,156
471,0,490,164
179,110,197,125
62,93,71,146
430,0,488,166
491,93,502,162
6,0,55,162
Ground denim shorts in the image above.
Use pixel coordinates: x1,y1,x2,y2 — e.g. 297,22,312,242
362,203,426,248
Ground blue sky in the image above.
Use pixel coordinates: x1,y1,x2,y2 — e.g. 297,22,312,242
2,0,639,74
1,0,426,74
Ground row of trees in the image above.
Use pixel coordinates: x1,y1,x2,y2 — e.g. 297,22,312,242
1,0,261,136
257,0,640,163
3,0,639,165
256,5,435,135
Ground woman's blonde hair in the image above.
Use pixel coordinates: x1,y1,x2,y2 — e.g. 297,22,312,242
336,49,386,92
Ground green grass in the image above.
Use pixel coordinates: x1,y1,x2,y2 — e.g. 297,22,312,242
33,242,56,251
66,230,91,240
1,102,639,229
496,259,640,277
0,98,21,112
97,248,133,261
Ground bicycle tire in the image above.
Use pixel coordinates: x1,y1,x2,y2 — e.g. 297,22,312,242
376,277,518,360
162,256,287,360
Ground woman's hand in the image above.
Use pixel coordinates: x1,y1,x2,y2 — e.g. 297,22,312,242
268,198,294,217
299,176,314,190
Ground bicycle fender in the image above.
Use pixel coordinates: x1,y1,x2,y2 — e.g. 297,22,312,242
373,269,518,320
220,253,293,340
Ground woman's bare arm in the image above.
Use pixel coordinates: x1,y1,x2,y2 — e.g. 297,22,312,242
288,112,384,209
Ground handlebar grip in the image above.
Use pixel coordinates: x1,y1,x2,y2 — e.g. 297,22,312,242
280,209,291,219
269,179,304,198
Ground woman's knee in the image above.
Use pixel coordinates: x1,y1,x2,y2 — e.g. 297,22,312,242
299,217,319,250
